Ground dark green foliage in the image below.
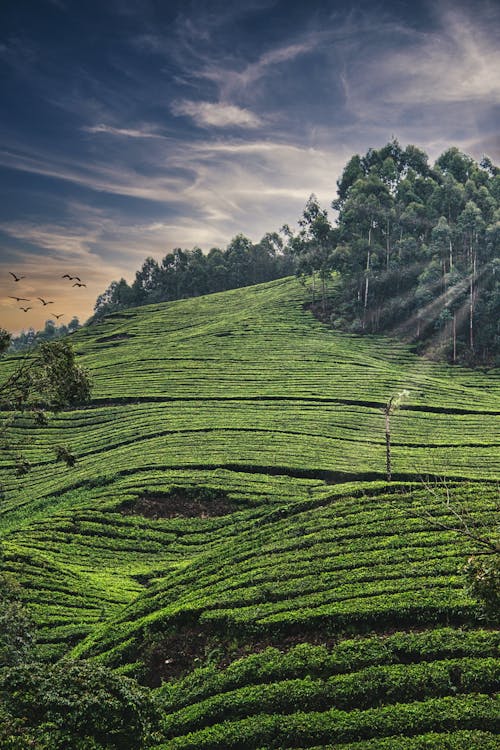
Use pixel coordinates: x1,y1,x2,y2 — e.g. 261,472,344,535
0,563,36,668
54,443,77,467
0,661,159,749
0,339,91,411
299,729,500,748
9,317,81,353
463,554,500,619
288,141,499,366
31,340,92,410
0,329,11,355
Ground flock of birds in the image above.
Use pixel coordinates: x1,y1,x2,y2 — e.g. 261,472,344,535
6,271,87,320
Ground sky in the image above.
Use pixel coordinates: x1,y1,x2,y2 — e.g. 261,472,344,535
1,0,499,333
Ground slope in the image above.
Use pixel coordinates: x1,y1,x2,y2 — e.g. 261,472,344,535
0,277,498,747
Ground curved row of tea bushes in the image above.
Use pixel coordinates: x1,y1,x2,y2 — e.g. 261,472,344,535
152,694,499,749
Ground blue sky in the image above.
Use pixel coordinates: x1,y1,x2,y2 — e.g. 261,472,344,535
1,0,499,330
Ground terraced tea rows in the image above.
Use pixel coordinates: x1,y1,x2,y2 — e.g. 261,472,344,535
71,482,498,674
0,277,498,747
152,629,500,748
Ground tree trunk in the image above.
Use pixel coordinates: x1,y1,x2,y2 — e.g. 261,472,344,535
453,313,457,363
385,408,391,482
469,242,475,352
386,217,390,271
363,225,371,329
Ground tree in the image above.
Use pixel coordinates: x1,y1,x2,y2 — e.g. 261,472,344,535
0,333,92,482
288,195,337,313
310,142,499,365
0,562,159,749
384,390,410,482
0,558,36,668
93,278,136,319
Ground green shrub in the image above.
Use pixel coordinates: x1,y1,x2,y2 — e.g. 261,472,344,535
0,660,159,749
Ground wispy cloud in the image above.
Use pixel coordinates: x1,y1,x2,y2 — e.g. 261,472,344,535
339,3,500,123
82,123,167,139
380,6,500,105
198,37,321,97
0,146,191,203
171,100,263,128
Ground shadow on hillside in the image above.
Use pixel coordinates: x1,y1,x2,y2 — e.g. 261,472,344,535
96,332,135,343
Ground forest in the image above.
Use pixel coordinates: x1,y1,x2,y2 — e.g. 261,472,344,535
92,142,499,366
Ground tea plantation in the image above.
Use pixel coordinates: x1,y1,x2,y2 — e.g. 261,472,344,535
0,277,498,748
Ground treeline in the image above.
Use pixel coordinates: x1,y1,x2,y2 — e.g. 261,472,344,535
92,141,499,366
92,234,293,320
9,317,81,352
289,141,499,366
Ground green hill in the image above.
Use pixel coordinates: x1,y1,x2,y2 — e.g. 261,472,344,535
0,277,498,748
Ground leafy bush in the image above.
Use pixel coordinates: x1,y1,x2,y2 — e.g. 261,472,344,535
0,660,159,749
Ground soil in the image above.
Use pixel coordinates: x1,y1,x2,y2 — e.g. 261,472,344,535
144,622,441,686
120,486,236,520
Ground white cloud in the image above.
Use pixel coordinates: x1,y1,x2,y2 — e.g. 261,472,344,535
0,221,98,260
199,37,320,97
82,123,167,139
379,8,500,105
0,146,189,202
340,3,500,122
171,100,263,128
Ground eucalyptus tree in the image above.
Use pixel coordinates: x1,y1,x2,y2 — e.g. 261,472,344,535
321,141,499,364
288,194,337,313
457,201,485,352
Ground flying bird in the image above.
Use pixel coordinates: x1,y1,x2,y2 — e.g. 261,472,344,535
37,297,54,306
9,296,30,302
72,282,86,287
62,274,81,281
9,272,26,282
19,307,32,312
52,313,64,319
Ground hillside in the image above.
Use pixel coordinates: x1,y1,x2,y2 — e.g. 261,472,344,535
0,277,498,748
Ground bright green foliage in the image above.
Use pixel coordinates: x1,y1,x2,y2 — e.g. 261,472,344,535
92,233,292,319
152,695,500,748
158,629,500,711
0,279,498,747
152,628,500,748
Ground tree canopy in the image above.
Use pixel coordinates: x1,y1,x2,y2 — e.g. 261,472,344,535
288,140,499,366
